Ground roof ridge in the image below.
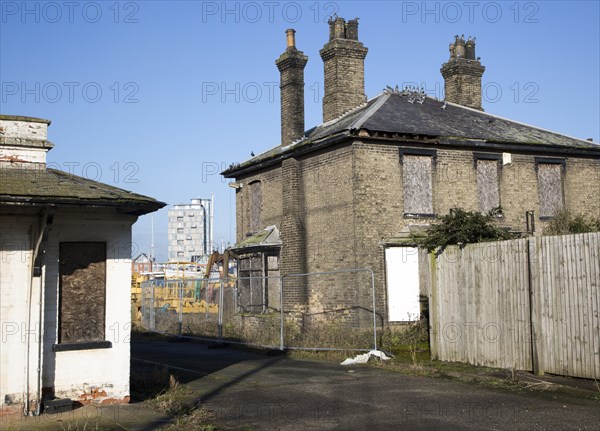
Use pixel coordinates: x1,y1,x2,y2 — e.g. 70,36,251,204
351,92,391,130
314,97,375,130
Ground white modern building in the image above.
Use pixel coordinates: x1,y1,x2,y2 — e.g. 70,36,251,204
168,198,214,262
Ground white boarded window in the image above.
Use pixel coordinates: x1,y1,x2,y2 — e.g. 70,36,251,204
476,159,500,213
385,247,420,322
537,163,563,218
403,155,433,215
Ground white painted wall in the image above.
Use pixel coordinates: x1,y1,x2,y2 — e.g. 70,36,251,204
0,209,135,406
0,215,36,404
385,247,420,322
45,213,134,401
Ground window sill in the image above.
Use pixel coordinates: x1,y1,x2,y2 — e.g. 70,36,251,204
52,341,112,352
404,213,437,219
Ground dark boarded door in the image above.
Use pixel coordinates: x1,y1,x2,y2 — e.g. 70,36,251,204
59,242,106,343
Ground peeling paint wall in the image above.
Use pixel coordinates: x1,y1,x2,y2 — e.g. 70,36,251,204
0,119,48,141
44,214,133,402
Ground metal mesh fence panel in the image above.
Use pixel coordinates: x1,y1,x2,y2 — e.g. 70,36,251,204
140,269,376,352
282,269,376,351
220,276,282,349
179,278,220,339
140,280,154,331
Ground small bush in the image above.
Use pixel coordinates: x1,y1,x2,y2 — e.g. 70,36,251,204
543,209,600,235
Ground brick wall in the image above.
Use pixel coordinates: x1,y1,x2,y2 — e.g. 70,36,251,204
234,139,600,323
236,166,283,243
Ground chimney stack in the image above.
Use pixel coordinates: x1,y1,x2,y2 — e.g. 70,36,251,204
440,35,485,110
320,17,368,122
275,29,308,146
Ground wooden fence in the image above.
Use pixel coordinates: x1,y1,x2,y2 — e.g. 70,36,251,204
425,232,600,379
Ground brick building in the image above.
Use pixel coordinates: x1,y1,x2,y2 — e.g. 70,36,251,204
223,18,600,324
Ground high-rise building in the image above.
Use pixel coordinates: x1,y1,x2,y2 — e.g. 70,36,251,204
168,197,213,262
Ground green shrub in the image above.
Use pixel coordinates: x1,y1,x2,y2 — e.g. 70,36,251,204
414,208,519,254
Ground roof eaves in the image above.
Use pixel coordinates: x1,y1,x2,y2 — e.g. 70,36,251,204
222,131,353,178
439,137,600,157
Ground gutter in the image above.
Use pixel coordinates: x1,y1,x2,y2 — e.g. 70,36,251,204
222,131,353,178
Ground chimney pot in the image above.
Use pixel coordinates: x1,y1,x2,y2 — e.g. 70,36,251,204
334,17,346,39
285,29,296,49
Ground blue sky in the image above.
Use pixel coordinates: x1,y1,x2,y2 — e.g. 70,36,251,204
1,1,599,261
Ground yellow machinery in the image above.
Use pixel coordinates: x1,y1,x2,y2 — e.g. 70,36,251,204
131,252,235,317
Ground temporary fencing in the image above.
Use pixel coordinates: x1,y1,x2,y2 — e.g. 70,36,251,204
140,268,377,352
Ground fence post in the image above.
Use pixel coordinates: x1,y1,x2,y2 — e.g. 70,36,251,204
370,269,377,351
280,275,285,351
150,281,155,332
218,278,224,343
428,251,439,360
527,237,543,375
178,281,183,336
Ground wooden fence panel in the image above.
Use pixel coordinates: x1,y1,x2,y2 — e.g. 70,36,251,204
428,232,600,379
532,233,600,378
429,239,531,371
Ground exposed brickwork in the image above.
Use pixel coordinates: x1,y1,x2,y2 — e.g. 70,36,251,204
275,30,308,146
320,17,368,122
441,36,485,110
280,157,308,307
234,137,599,324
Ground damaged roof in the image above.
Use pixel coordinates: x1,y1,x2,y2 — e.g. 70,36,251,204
0,168,166,215
232,225,281,251
223,91,600,177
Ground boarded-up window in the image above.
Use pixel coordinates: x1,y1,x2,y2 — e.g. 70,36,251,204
537,163,563,218
403,155,433,215
238,254,268,314
249,181,262,232
477,159,500,212
59,242,106,343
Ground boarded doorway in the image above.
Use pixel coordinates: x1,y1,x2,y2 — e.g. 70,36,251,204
385,247,420,322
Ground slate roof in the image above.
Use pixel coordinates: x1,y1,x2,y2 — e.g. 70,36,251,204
223,91,600,177
0,167,165,215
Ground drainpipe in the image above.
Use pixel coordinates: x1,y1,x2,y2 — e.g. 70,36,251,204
24,209,48,416
34,249,47,416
